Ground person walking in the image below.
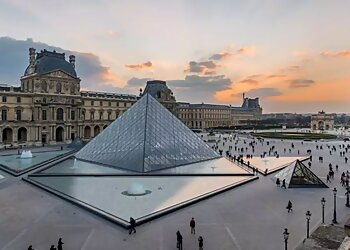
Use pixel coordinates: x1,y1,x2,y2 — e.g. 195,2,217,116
286,200,293,213
326,174,331,183
198,236,204,250
281,179,287,189
276,178,280,187
190,217,196,234
57,238,64,250
129,217,136,234
176,230,183,250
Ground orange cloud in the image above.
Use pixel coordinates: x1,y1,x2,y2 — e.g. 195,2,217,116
286,65,301,71
266,74,287,79
209,46,256,61
125,61,153,70
100,68,121,85
271,78,350,103
239,78,259,85
320,50,350,58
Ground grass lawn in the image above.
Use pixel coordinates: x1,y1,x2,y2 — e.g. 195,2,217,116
252,131,337,140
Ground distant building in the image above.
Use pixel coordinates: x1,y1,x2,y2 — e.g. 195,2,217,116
311,111,335,130
142,80,177,113
0,48,262,148
175,94,262,129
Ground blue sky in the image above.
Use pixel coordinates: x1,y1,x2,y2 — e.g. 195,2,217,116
0,0,350,113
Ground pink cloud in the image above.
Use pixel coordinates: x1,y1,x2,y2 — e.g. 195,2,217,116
125,61,153,70
320,50,350,58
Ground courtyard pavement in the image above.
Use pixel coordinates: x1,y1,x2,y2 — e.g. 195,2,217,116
1,136,350,250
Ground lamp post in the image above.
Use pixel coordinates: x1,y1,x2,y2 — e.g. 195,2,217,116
346,187,350,207
321,197,326,223
332,188,338,224
283,228,289,250
306,210,312,238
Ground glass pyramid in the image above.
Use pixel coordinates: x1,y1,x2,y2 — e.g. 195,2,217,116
274,160,328,188
75,94,220,172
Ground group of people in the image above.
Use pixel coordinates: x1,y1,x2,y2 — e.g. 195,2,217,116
28,238,63,250
129,217,204,249
276,178,287,189
176,218,204,250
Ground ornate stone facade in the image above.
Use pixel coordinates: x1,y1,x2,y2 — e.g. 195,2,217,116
311,111,335,130
0,48,262,148
0,49,136,148
176,95,262,129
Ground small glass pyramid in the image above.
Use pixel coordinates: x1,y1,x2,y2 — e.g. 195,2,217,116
274,160,328,188
75,94,220,172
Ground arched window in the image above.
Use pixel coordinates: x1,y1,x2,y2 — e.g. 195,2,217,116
56,108,64,121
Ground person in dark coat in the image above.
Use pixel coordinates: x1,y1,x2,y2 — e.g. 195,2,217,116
28,246,34,250
57,238,64,250
281,179,287,189
129,217,136,234
198,236,204,250
50,245,56,250
286,200,293,213
176,230,183,250
190,217,196,234
276,178,280,187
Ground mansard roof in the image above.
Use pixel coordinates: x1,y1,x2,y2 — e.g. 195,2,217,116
24,50,77,78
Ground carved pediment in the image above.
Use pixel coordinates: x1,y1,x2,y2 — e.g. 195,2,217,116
44,70,76,79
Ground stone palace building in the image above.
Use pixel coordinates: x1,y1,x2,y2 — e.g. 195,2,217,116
0,48,262,147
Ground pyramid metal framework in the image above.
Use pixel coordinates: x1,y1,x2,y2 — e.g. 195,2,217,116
274,159,328,188
75,94,220,172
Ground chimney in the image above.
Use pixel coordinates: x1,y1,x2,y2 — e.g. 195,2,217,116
69,55,76,68
29,48,36,65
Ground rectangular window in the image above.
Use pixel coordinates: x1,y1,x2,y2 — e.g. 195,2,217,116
124,102,127,107
71,110,75,120
91,101,94,106
2,96,7,102
1,110,7,121
100,101,103,106
91,111,94,120
16,110,21,121
17,97,21,103
42,110,47,120
108,101,111,106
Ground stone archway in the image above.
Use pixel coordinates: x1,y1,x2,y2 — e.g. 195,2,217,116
17,127,27,142
84,126,91,139
56,127,64,142
312,124,317,130
318,121,324,130
94,125,100,137
2,128,13,143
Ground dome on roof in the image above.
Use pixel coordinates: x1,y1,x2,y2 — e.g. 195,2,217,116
24,49,77,77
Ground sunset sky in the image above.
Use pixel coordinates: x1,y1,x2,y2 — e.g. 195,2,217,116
0,0,350,113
